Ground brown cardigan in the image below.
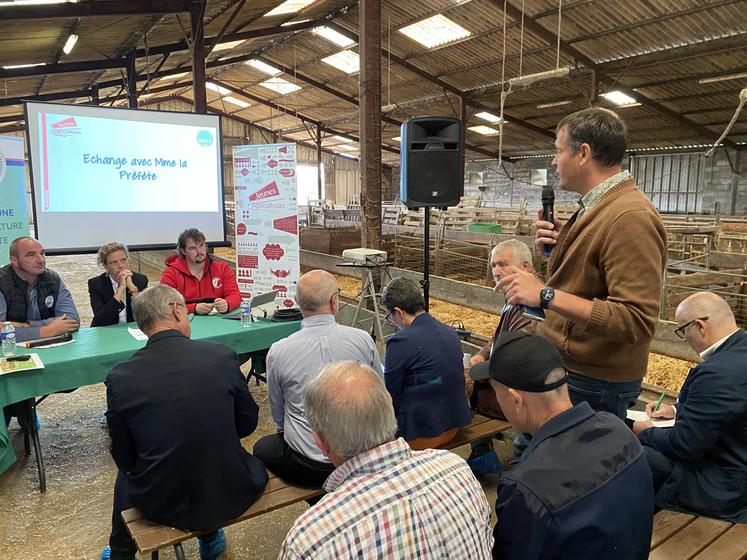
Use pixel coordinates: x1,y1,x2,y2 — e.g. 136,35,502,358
538,177,667,382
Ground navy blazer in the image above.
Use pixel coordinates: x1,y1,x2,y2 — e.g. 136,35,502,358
88,271,148,327
640,329,747,523
384,313,472,441
105,330,268,531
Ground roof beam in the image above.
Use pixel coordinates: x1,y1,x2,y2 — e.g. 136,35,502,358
495,0,740,150
210,79,401,155
0,0,192,21
324,22,555,140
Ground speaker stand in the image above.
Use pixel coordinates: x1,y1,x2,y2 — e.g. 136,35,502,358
422,207,430,312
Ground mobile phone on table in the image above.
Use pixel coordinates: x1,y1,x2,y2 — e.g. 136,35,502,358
6,354,31,362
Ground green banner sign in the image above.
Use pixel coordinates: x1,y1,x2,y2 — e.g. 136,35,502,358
0,136,31,266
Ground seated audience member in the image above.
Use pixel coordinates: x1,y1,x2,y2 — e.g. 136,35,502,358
634,292,747,523
253,270,381,487
160,228,240,315
102,285,267,560
88,242,148,327
278,361,494,559
466,239,535,474
472,332,653,560
380,276,472,449
1,237,80,428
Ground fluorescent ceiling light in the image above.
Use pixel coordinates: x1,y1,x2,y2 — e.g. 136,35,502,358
475,111,503,123
321,50,359,74
223,96,250,108
281,18,311,26
335,145,356,151
468,125,500,136
213,39,245,52
246,59,282,76
62,33,78,55
260,77,301,94
158,72,188,82
265,0,316,17
601,90,636,106
333,135,352,142
392,136,401,142
536,100,572,109
399,14,471,49
2,62,46,69
699,72,747,84
312,26,355,48
206,82,231,95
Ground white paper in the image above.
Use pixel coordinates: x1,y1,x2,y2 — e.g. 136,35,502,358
0,353,45,375
626,409,675,428
127,327,148,341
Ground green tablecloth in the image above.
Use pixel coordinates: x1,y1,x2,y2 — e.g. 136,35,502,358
0,315,299,474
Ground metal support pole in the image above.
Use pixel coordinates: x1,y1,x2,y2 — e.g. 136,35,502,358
126,51,137,108
316,124,323,200
190,0,207,114
422,207,430,311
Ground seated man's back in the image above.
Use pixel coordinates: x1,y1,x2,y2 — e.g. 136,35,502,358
279,361,493,560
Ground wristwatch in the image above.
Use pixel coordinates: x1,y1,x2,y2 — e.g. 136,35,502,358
539,287,555,310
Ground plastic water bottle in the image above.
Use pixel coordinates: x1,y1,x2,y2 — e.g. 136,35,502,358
1,322,16,357
240,299,252,328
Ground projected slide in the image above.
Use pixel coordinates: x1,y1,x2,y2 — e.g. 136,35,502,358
25,101,226,252
38,112,218,213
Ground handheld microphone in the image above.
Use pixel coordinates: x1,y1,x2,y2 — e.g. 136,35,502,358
541,187,555,257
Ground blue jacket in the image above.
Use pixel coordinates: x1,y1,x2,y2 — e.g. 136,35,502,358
384,313,472,441
493,402,654,560
640,329,747,523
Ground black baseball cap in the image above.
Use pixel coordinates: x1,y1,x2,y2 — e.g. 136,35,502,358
470,332,568,392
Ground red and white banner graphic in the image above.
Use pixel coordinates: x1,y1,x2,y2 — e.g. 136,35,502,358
233,143,299,307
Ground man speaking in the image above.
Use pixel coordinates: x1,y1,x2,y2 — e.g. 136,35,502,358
497,108,667,419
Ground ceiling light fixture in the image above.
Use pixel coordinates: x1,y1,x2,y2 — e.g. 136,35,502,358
475,111,504,124
2,62,46,69
468,125,500,136
246,59,282,76
536,100,572,109
62,34,78,55
399,14,471,49
601,90,636,106
699,72,747,84
312,26,355,48
265,0,316,17
321,50,359,74
213,39,245,52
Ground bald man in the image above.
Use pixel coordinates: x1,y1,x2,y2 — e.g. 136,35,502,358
634,292,747,522
253,270,382,488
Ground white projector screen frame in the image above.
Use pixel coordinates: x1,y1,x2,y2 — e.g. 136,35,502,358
24,101,228,254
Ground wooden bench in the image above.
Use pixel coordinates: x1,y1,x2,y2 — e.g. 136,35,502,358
650,510,747,559
123,414,510,558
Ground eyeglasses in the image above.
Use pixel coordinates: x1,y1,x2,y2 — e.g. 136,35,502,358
169,301,195,322
674,316,708,339
384,310,397,327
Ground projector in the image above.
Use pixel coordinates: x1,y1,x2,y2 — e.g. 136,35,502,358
342,248,388,264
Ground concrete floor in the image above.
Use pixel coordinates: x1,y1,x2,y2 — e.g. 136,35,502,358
0,253,508,559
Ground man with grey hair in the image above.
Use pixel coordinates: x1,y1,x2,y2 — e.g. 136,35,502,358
102,284,267,560
472,332,653,559
634,292,747,522
278,361,494,559
466,238,536,474
253,269,381,488
88,242,148,327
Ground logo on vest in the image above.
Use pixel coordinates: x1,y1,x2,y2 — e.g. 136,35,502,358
212,277,222,289
44,295,55,308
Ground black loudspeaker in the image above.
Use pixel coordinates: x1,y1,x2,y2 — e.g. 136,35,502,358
400,116,463,208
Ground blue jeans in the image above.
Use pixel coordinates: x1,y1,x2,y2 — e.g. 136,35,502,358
567,372,641,420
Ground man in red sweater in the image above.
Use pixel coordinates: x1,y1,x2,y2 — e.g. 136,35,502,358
160,228,241,315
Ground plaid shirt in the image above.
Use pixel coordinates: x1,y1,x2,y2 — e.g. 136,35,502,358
278,438,493,559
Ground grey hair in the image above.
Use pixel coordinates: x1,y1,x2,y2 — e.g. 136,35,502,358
296,270,338,313
304,361,397,462
492,239,533,267
97,242,128,267
380,276,425,315
132,284,184,332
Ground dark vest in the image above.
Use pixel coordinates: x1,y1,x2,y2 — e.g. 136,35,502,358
0,265,61,322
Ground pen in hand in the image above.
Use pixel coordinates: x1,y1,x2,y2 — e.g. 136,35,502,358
652,391,666,415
